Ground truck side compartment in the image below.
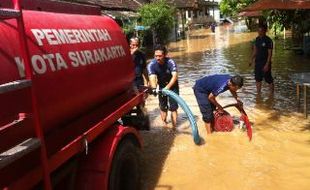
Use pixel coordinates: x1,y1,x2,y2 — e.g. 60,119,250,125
1,88,147,189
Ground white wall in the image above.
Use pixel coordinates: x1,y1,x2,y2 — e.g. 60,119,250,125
210,8,220,22
205,0,221,23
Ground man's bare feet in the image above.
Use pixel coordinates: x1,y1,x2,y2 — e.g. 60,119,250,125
162,120,168,127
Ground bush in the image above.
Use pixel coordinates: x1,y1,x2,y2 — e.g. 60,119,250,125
138,0,175,45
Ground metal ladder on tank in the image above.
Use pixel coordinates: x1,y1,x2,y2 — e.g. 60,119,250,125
0,0,52,189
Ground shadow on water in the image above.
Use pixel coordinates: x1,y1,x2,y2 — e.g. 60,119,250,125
140,105,176,190
140,99,203,189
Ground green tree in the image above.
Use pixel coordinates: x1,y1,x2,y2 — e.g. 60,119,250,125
220,0,310,40
220,0,256,17
138,0,175,45
266,10,310,40
220,0,257,30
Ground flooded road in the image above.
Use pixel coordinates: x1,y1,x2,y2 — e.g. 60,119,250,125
141,25,310,190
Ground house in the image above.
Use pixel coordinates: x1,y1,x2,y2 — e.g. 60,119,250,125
63,0,220,42
163,0,219,40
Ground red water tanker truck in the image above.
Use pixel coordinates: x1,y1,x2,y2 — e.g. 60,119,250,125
0,0,150,189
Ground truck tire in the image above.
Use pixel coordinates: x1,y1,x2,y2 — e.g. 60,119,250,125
108,138,141,190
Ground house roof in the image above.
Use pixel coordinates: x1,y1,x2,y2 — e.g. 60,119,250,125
243,0,310,11
238,10,262,17
197,0,218,7
74,0,144,11
134,0,150,4
168,0,196,8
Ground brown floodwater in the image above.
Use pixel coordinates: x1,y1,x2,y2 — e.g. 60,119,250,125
140,25,310,190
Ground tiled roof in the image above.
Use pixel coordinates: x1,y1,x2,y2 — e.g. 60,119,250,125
74,0,145,11
243,0,310,11
134,0,151,4
165,0,196,9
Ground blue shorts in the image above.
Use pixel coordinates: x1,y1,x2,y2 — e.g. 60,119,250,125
193,88,215,123
255,64,274,84
158,87,179,112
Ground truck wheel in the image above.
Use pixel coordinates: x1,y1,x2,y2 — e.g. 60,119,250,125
108,138,141,190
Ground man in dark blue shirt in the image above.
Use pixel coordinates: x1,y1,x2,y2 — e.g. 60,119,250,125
148,45,179,129
250,25,274,93
130,37,148,89
193,74,244,134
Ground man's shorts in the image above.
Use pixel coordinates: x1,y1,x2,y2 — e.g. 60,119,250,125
193,88,215,123
255,64,274,84
158,87,179,112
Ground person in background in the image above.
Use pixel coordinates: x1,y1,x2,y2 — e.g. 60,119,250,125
193,74,244,135
250,24,274,93
147,45,179,129
130,37,148,89
211,22,216,33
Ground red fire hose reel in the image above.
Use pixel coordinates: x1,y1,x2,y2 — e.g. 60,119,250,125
214,111,234,132
213,104,253,141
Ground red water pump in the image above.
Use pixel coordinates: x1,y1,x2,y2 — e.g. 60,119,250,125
213,104,252,141
214,110,234,132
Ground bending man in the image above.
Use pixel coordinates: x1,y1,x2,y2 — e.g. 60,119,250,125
193,74,244,134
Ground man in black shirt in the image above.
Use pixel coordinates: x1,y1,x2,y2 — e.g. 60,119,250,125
250,25,274,93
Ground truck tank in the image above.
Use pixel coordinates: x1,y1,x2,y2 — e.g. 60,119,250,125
0,10,135,134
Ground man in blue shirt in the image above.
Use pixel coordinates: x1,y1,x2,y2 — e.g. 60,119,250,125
250,24,274,93
193,74,244,134
148,45,179,129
